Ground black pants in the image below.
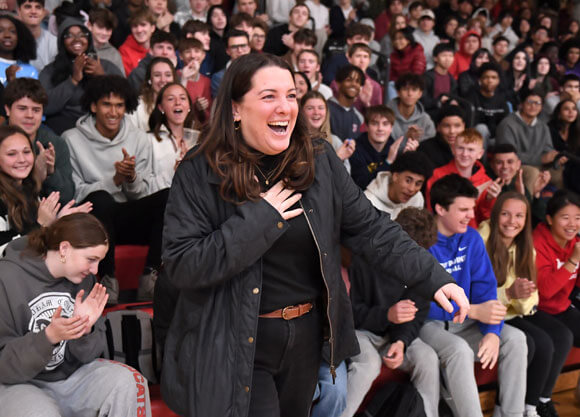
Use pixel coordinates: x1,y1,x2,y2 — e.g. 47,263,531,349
552,305,580,346
248,305,323,417
507,311,573,404
83,189,169,277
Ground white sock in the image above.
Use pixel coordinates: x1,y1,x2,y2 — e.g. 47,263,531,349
525,404,537,411
539,397,551,403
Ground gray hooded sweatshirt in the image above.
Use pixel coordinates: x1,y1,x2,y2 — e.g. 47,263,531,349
0,237,106,384
364,171,425,219
62,114,156,203
387,98,436,142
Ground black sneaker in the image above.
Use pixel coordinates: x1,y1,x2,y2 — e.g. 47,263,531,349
536,400,559,417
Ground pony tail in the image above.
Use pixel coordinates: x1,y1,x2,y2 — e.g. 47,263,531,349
26,227,50,256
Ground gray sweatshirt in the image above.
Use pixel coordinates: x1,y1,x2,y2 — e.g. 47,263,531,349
387,98,436,142
62,114,156,203
0,237,106,384
496,112,554,167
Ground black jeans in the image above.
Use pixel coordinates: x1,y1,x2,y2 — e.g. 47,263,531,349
507,311,573,404
83,189,169,277
248,304,323,417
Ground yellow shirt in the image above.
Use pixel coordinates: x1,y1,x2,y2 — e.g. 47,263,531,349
478,220,539,320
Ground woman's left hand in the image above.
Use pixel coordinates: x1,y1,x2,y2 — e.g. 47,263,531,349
433,283,470,323
261,180,303,220
57,200,93,219
73,283,109,334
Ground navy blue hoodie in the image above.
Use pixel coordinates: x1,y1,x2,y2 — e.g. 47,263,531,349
350,132,396,189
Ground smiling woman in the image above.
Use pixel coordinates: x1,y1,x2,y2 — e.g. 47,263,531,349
147,82,196,190
0,125,38,252
0,14,38,85
0,213,153,416
0,124,92,255
157,53,471,417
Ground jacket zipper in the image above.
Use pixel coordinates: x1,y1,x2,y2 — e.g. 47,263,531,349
300,200,336,383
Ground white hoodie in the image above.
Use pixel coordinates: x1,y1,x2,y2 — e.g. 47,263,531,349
364,171,424,219
63,115,155,203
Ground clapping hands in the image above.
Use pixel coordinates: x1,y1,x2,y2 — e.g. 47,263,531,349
37,192,93,227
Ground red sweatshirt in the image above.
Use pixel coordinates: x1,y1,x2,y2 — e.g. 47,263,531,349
426,159,495,227
533,222,580,314
184,74,212,123
449,30,481,80
119,34,148,76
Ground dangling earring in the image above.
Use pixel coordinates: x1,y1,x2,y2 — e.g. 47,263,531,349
60,254,66,263
234,119,241,130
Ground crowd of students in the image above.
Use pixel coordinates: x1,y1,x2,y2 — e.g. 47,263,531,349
0,0,579,416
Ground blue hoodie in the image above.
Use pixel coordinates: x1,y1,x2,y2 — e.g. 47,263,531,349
428,226,503,336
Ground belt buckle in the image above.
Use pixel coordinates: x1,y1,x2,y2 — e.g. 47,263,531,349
282,305,295,320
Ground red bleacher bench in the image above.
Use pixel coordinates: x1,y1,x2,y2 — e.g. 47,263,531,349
114,245,149,290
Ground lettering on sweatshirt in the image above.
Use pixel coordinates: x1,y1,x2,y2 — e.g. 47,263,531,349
28,292,75,371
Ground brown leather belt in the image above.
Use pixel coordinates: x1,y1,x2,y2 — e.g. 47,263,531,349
259,302,313,320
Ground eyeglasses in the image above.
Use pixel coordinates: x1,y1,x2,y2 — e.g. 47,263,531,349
252,34,265,39
525,99,542,106
229,43,249,50
64,32,89,40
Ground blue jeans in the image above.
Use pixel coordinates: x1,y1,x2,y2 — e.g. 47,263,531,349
311,361,347,417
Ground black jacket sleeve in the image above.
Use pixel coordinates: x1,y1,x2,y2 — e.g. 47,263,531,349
326,141,455,299
162,156,289,290
349,254,395,335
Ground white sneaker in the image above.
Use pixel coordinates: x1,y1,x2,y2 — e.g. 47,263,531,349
524,408,540,417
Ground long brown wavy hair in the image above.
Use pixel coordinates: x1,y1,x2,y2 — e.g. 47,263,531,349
486,191,536,286
0,125,40,232
194,53,316,203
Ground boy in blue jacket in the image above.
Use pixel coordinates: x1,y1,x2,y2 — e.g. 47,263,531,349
419,174,527,417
